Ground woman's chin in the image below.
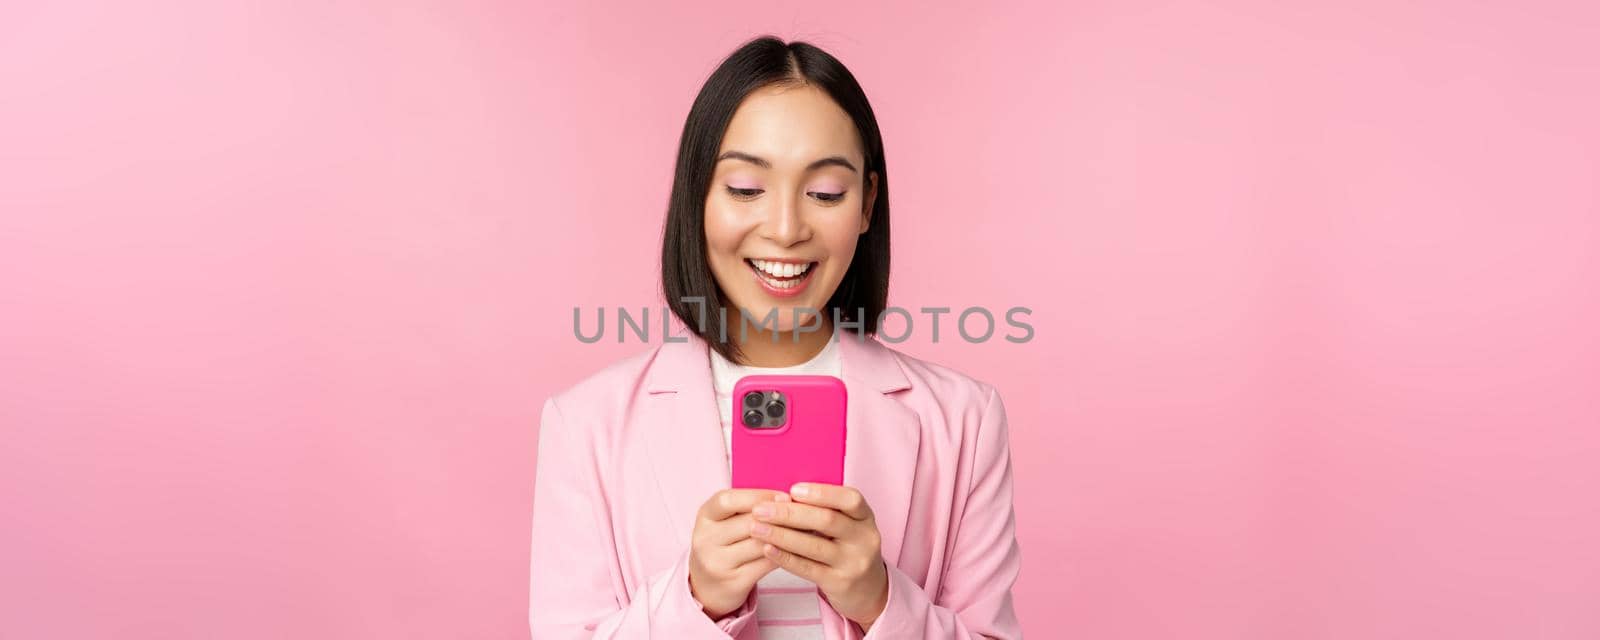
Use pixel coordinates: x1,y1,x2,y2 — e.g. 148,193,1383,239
729,302,828,334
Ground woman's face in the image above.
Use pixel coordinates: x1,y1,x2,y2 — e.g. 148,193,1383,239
704,83,878,333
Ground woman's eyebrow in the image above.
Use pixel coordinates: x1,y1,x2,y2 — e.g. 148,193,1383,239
716,150,858,174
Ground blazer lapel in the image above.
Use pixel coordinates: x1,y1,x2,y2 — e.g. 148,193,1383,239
643,334,734,551
825,333,921,640
835,332,919,569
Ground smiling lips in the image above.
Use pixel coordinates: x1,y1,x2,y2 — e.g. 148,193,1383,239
746,258,817,297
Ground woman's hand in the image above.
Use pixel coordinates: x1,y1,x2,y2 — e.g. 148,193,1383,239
749,482,890,631
688,488,785,619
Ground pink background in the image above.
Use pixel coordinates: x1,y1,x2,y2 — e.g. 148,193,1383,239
3,1,1598,638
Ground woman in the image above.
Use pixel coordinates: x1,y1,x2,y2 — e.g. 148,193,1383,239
529,36,1023,639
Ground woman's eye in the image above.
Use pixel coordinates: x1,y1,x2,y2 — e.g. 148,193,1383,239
725,186,845,203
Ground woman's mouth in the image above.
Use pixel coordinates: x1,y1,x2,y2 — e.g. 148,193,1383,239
746,258,817,298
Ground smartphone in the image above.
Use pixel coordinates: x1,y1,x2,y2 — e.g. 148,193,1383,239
730,375,848,503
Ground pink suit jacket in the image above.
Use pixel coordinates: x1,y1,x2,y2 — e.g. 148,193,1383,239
529,331,1023,639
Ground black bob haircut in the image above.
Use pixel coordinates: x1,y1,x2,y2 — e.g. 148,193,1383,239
660,35,891,364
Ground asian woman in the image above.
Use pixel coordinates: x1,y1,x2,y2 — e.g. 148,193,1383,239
529,35,1023,640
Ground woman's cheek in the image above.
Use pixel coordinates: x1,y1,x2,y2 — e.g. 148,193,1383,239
702,204,743,253
824,233,861,289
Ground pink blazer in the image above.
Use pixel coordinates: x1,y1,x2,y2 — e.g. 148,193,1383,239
528,331,1023,639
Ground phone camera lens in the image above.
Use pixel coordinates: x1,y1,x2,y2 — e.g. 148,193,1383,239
742,409,764,427
765,401,785,418
744,391,765,408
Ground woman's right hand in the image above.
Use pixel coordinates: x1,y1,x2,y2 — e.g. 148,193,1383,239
688,488,786,618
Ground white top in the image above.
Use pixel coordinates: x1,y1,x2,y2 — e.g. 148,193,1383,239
708,331,840,639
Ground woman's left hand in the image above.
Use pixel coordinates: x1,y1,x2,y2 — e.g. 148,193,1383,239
749,482,890,631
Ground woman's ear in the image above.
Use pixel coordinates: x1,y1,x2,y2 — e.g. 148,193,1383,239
860,172,878,234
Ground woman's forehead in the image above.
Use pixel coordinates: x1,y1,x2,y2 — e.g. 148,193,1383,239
719,85,862,169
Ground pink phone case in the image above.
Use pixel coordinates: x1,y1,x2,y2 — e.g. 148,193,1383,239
730,374,847,493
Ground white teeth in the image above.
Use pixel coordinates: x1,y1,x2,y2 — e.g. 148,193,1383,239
750,259,811,278
761,272,799,288
750,260,812,289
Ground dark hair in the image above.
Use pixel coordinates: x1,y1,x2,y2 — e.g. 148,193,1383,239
660,35,891,364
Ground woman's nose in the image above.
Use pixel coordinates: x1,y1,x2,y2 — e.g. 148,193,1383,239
761,192,811,246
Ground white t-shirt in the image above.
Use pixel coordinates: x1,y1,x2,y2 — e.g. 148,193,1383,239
708,331,840,639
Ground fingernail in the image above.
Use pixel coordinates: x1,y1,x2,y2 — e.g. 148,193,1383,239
754,504,774,517
790,484,809,497
752,522,772,536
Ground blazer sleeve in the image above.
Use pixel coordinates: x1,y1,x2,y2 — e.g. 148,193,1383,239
860,385,1024,639
529,397,760,639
